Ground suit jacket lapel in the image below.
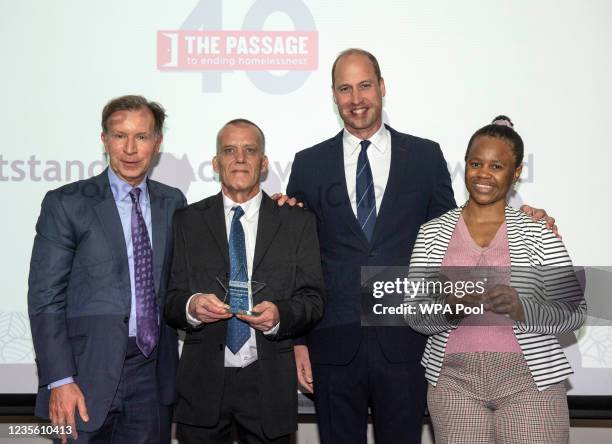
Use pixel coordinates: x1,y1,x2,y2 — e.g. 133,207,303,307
432,208,461,261
92,170,130,295
504,205,528,267
199,192,230,266
372,126,409,245
253,193,280,273
148,180,167,296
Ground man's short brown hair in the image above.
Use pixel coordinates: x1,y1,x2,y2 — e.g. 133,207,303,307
101,95,166,136
331,48,382,87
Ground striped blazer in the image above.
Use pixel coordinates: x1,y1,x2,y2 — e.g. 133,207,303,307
405,206,586,390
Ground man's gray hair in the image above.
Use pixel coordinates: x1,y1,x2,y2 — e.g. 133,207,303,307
216,119,266,154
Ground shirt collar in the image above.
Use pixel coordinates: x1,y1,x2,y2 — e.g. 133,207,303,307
107,167,149,204
222,190,263,221
343,123,390,156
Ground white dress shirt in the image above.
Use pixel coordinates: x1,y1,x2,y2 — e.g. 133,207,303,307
343,124,392,217
186,190,278,367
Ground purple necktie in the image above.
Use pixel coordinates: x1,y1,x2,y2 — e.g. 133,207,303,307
129,188,158,357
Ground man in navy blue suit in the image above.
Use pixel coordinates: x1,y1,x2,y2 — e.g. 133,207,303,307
285,48,455,444
28,95,186,443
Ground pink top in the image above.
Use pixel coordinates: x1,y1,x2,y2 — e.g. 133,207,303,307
442,214,521,354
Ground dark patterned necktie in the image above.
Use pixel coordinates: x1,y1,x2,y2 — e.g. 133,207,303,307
227,206,250,354
356,140,376,241
129,188,158,357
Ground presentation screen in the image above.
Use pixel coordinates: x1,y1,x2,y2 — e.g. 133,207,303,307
1,0,610,397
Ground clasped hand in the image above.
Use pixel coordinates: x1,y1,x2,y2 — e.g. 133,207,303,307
447,285,525,321
188,293,279,331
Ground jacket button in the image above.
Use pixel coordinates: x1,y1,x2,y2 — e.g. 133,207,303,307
123,316,129,323
219,344,224,351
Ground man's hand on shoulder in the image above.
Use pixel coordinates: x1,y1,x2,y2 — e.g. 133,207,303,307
520,204,560,238
188,293,232,324
49,382,88,444
271,193,303,208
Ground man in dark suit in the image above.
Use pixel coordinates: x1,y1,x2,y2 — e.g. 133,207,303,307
165,119,325,444
285,49,457,444
28,95,186,443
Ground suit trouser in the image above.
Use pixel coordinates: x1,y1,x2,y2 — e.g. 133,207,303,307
312,328,427,444
55,338,171,444
176,361,291,444
427,352,569,444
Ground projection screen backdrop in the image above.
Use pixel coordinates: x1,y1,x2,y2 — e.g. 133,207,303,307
1,0,611,396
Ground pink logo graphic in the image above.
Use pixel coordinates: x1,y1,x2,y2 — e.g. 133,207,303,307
157,31,318,71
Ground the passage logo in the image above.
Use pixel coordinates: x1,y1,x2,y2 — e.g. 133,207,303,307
157,0,318,94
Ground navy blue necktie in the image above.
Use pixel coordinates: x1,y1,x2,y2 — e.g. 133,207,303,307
226,206,250,354
356,140,376,241
129,188,158,357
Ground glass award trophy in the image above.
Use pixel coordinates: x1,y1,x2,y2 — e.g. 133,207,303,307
216,275,266,316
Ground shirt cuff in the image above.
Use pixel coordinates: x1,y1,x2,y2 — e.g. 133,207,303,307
48,377,74,390
263,322,280,336
186,293,204,327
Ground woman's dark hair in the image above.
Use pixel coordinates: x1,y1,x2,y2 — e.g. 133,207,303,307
465,115,524,167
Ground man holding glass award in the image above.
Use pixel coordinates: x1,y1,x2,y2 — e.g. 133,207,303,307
165,119,326,444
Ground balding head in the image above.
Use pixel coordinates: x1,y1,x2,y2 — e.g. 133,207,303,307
216,119,266,154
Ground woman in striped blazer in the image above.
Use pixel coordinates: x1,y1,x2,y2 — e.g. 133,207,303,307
405,116,585,443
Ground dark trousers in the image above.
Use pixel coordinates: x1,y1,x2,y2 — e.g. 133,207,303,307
312,328,427,444
56,338,171,444
176,362,290,444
